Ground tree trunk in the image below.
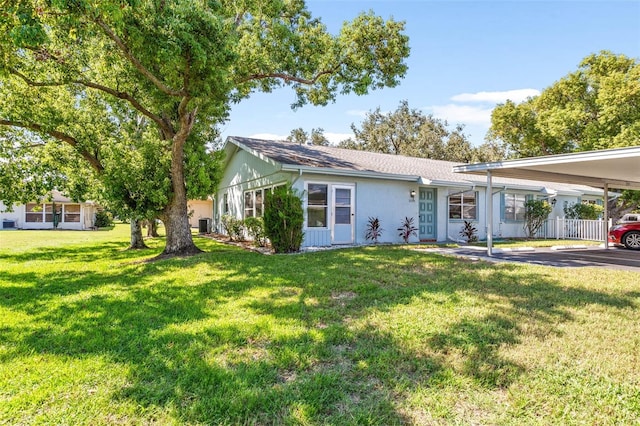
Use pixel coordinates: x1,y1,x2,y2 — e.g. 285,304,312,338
147,219,159,237
161,125,201,256
129,220,148,249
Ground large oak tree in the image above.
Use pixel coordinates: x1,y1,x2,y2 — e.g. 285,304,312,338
0,0,409,255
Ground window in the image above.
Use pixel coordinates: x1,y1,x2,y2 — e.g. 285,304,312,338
334,188,351,224
449,191,476,220
243,189,265,218
307,183,328,227
255,190,263,216
26,203,43,223
64,204,81,222
504,193,527,221
244,191,254,218
223,193,229,214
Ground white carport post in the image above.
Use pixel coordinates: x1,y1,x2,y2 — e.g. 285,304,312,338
603,183,609,250
486,170,493,256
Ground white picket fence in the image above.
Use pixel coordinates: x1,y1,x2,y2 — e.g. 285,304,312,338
535,218,612,241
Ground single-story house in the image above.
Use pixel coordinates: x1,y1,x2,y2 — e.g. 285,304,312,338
214,136,605,247
0,190,99,231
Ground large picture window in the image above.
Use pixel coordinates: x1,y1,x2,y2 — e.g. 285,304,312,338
307,183,328,227
504,193,527,221
449,191,477,220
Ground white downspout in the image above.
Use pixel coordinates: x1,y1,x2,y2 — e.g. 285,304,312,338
603,183,609,250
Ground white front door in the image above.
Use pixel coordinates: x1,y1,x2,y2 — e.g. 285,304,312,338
332,185,355,244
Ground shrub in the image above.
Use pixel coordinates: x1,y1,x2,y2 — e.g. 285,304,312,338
244,216,267,247
397,217,418,243
94,210,114,228
264,185,304,253
365,216,383,243
221,214,245,241
459,220,478,242
564,202,603,220
524,199,552,238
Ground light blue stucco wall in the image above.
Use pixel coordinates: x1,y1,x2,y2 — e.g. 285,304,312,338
292,175,420,246
216,149,602,245
215,148,290,232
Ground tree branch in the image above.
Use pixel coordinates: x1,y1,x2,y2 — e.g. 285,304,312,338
237,69,336,85
9,68,173,138
93,17,185,97
0,119,104,173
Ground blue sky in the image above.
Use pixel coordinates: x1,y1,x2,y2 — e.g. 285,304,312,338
221,0,640,147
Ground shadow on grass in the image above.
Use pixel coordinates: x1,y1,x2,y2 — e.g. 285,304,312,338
0,242,635,424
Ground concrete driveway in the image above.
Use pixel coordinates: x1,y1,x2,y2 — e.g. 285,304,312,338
426,246,640,272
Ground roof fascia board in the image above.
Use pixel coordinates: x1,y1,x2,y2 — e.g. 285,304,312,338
226,137,283,169
281,164,418,182
453,146,640,173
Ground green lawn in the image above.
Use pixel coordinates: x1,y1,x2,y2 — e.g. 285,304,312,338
1,226,639,425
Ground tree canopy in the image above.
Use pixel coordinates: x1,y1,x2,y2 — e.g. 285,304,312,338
339,100,505,163
286,127,329,146
489,51,640,157
0,1,410,255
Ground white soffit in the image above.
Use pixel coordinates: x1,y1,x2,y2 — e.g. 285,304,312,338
452,146,640,190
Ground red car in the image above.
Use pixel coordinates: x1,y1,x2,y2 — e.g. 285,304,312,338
609,221,640,250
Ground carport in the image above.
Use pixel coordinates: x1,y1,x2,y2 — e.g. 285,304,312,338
453,146,640,256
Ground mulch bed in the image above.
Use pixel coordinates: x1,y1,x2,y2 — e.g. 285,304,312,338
200,233,273,255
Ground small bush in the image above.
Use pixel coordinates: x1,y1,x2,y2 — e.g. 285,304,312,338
397,217,418,243
244,216,267,247
365,216,383,243
524,199,553,238
460,220,478,242
264,185,304,253
564,202,603,220
221,214,245,241
94,210,114,228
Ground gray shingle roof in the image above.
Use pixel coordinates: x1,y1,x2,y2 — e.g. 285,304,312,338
227,136,602,194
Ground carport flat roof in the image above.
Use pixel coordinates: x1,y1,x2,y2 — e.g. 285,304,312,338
452,145,640,190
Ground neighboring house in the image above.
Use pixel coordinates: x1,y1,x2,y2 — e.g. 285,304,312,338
187,198,214,228
0,190,98,231
215,137,604,247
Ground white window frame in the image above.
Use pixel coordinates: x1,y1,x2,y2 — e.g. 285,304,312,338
306,182,329,229
503,193,529,222
448,191,477,220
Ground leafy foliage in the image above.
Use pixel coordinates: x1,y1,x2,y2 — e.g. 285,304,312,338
244,216,267,247
460,220,478,243
489,51,640,157
220,215,245,242
365,216,384,244
397,216,418,243
0,1,410,255
564,202,603,220
339,100,505,162
263,185,304,253
94,210,114,228
524,199,553,238
286,127,329,146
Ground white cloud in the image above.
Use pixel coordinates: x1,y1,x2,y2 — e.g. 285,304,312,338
346,109,368,118
428,104,494,126
451,89,540,104
249,132,289,141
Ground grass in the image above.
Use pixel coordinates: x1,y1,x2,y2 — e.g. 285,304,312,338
1,225,639,425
